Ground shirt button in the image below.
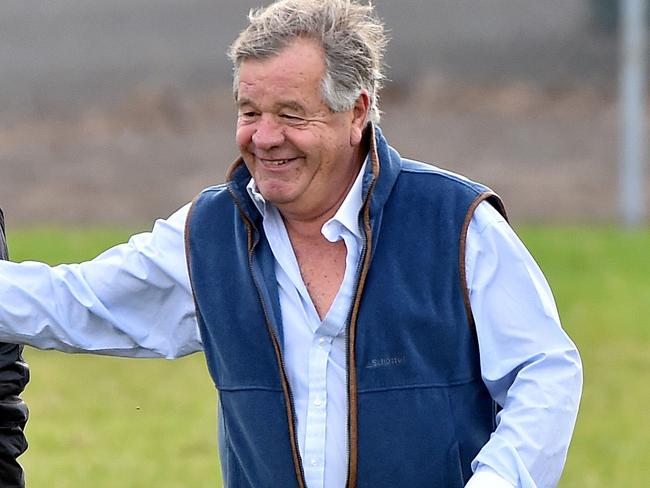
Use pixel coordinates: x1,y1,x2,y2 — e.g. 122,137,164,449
313,397,323,407
310,458,321,467
318,337,329,347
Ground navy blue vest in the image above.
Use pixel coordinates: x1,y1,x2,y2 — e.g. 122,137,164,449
186,126,505,487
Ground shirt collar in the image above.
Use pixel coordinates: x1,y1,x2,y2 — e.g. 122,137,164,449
246,154,368,242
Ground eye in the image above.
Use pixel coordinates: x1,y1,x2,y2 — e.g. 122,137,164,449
280,113,305,124
238,111,259,122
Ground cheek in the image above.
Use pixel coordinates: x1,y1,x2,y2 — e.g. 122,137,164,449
235,124,254,148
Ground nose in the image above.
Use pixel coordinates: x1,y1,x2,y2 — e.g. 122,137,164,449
252,115,285,150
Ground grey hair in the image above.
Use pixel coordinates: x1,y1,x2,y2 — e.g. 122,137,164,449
228,0,388,124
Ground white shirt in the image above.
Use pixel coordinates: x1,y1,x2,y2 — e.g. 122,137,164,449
0,168,582,488
246,168,364,488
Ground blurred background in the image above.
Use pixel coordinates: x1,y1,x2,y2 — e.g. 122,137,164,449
1,0,646,226
1,1,649,487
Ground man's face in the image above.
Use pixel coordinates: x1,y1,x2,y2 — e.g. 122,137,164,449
235,38,368,220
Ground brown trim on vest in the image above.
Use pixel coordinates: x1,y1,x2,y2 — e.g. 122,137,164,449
252,272,307,488
225,157,245,182
227,155,308,486
186,184,307,487
459,192,508,337
238,203,307,488
345,124,380,488
183,195,200,320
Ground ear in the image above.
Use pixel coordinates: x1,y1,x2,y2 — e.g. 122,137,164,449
350,91,370,146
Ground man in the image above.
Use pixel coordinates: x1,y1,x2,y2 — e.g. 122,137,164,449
0,209,29,488
0,1,581,487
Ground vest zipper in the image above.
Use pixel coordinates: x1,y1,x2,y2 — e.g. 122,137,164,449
344,241,366,488
345,171,378,488
228,186,307,488
248,247,307,488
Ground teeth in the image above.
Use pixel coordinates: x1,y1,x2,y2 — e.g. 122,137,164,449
263,159,289,166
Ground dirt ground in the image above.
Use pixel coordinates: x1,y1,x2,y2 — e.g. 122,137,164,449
0,79,647,228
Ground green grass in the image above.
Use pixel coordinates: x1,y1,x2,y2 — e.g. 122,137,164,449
5,225,650,487
518,227,650,487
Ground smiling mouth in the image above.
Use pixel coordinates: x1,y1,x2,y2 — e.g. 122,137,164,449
260,157,297,167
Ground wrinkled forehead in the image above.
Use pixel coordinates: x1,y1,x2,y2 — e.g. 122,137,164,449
234,38,327,98
236,40,328,107
234,34,325,68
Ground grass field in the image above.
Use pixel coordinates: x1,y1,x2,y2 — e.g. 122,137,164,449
6,225,650,487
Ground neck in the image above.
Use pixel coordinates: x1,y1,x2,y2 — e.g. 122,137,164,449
280,175,354,239
280,147,365,237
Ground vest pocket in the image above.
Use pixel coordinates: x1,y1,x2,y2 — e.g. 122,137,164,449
218,398,243,488
355,382,489,487
221,442,243,488
218,389,301,488
355,386,460,487
447,440,466,487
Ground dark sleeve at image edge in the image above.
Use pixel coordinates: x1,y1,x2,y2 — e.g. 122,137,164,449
0,208,30,488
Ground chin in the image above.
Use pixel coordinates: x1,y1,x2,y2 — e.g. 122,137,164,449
256,180,297,202
257,188,294,206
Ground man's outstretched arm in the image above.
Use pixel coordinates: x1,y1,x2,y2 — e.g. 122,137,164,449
0,204,201,359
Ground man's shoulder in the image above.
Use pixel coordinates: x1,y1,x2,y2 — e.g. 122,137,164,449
192,184,232,207
198,183,229,196
188,183,244,227
394,158,507,220
397,158,492,196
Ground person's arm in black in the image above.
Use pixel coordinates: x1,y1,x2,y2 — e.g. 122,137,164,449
0,208,29,488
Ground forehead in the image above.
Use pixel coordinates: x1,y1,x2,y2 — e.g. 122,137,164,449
237,38,326,106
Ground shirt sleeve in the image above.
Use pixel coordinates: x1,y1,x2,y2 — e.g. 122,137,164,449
0,204,201,359
463,201,583,488
465,467,516,488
